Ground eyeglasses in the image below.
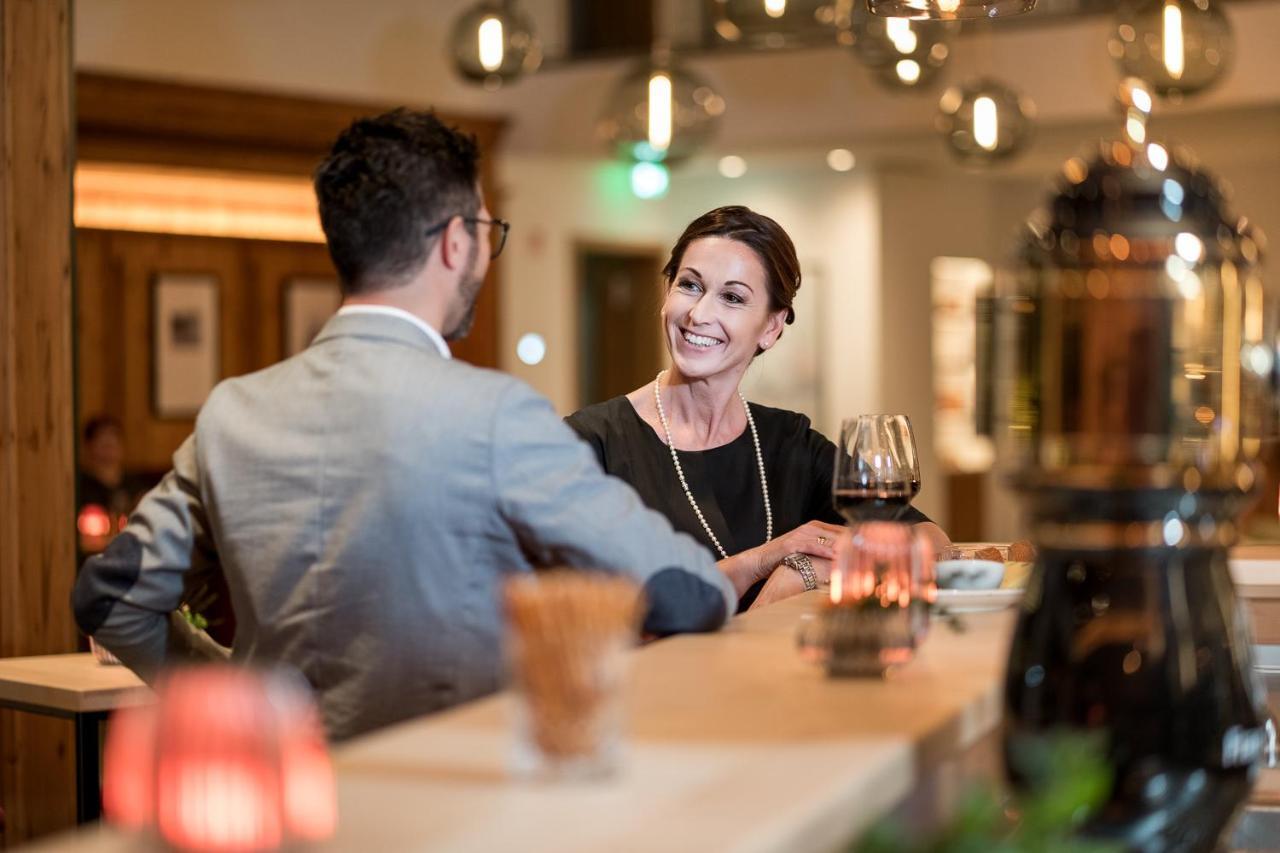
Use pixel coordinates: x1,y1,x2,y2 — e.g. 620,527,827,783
424,216,510,260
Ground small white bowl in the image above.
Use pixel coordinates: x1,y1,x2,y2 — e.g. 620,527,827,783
936,559,1005,591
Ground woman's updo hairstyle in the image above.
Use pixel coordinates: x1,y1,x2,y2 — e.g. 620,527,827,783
661,206,801,353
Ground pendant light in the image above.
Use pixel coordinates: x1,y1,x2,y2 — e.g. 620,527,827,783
598,53,725,165
853,11,955,90
867,0,1036,21
598,1,724,169
713,0,815,49
1108,0,1234,101
937,78,1036,167
449,0,542,90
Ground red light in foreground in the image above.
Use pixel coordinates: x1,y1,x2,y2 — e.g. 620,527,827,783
103,666,336,851
77,504,112,538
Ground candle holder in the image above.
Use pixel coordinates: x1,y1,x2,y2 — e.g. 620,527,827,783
798,523,936,678
102,665,336,851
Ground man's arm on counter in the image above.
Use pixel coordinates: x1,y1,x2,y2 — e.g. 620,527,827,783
491,380,736,635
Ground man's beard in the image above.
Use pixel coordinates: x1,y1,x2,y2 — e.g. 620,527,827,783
444,243,484,341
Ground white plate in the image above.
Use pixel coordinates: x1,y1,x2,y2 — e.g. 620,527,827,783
935,588,1023,613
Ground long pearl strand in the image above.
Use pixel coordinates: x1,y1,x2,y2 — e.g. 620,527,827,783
653,370,772,560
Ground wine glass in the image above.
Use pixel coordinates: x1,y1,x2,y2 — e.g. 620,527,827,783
833,414,921,524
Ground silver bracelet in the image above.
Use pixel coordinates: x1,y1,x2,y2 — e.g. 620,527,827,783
782,553,818,591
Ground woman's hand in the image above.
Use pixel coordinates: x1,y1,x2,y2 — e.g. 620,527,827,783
748,556,833,610
716,520,844,597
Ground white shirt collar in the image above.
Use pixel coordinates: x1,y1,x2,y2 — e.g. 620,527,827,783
336,305,452,359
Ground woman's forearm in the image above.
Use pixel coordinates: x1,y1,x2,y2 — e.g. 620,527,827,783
716,549,767,598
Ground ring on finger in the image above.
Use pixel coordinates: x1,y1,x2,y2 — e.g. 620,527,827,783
817,535,830,546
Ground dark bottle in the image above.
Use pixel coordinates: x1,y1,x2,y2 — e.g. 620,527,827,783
1004,492,1267,851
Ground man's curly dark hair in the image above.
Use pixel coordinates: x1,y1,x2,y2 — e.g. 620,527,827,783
314,109,481,295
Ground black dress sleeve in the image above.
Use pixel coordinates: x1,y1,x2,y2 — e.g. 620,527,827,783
564,405,609,470
803,419,932,526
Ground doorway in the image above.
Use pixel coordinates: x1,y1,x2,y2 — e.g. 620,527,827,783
576,245,665,407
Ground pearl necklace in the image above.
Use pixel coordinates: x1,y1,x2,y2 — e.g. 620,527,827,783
652,370,772,559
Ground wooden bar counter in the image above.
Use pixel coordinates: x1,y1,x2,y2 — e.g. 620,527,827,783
30,593,1015,852
27,548,1280,852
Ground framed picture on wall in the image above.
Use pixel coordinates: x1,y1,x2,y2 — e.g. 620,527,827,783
152,273,221,419
283,277,342,357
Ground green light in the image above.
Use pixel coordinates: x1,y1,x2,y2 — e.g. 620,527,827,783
630,141,666,163
630,162,669,199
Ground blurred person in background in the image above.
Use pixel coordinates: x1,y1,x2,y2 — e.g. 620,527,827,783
76,415,144,556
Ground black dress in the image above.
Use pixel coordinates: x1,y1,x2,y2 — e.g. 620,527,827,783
566,396,929,610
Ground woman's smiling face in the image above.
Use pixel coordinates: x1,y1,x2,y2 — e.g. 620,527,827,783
661,236,785,382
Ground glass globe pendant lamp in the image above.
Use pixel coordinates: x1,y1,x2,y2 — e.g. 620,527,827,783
450,0,542,90
713,0,824,49
867,0,1036,21
853,13,954,90
597,53,725,166
936,78,1036,166
1108,0,1234,101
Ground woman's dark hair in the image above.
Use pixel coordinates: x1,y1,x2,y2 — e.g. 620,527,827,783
314,109,481,295
661,206,801,345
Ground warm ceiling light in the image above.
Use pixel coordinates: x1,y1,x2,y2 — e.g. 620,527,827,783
973,96,999,151
867,0,1035,20
885,18,918,54
477,16,504,72
1147,143,1169,171
718,155,748,179
599,60,723,166
764,0,787,18
827,149,856,172
852,10,954,92
1162,0,1185,80
1109,0,1233,99
647,72,673,152
895,60,923,85
937,79,1036,166
450,1,542,88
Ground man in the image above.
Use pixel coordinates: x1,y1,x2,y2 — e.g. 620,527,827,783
73,109,734,741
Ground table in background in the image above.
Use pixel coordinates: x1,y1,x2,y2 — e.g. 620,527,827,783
0,655,150,823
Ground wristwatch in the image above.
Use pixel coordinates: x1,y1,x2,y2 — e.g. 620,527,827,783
781,553,819,591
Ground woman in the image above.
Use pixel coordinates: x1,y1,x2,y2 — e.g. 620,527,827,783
567,206,949,610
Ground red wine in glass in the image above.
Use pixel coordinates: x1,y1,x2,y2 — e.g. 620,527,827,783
833,481,921,524
834,415,922,525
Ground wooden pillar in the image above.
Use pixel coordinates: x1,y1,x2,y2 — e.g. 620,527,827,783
0,0,78,844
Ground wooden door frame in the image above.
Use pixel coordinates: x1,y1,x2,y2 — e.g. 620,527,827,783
572,239,667,410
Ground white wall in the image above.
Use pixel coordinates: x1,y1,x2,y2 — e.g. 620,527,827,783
495,154,882,437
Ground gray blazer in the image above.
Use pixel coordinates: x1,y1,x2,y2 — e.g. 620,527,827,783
73,312,734,741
